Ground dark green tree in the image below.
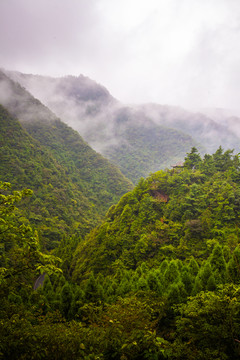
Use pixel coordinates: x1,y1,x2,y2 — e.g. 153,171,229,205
164,260,180,286
210,244,227,284
184,147,202,170
188,257,199,276
60,282,73,319
206,275,217,291
227,246,240,284
84,272,103,302
181,269,193,295
147,270,162,294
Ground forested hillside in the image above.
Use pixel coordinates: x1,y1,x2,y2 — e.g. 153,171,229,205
6,70,240,182
0,71,133,247
71,147,240,279
6,71,200,183
1,146,240,359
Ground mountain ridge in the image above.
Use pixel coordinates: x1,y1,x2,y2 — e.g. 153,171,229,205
0,70,133,247
5,70,204,182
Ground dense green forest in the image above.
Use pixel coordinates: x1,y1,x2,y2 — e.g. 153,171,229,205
0,72,133,248
0,104,132,249
1,144,240,359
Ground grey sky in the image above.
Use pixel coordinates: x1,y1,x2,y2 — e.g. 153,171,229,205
1,0,240,111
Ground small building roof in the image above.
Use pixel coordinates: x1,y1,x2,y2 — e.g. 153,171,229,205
171,161,184,168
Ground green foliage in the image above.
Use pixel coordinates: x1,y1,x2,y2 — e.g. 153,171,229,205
0,181,61,288
1,105,240,360
210,244,227,283
105,121,198,183
184,147,202,169
172,285,240,359
227,246,240,283
0,103,132,248
72,147,240,279
60,282,73,319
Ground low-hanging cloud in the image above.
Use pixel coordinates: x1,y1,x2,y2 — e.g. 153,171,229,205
1,0,240,112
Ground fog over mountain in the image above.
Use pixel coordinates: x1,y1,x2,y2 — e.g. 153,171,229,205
1,1,240,182
137,103,240,153
3,70,198,182
1,0,240,112
2,69,238,185
0,69,133,241
5,71,119,152
6,70,240,154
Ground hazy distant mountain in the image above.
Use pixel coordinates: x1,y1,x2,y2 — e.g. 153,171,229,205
0,70,133,246
6,71,201,182
137,103,240,154
100,106,197,182
198,107,240,139
6,72,240,155
4,70,116,130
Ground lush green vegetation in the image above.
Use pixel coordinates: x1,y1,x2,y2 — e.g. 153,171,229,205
104,118,198,183
1,144,240,359
2,59,240,360
0,102,132,249
72,146,240,279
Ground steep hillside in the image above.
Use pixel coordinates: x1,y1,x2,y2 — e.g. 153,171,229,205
2,130,240,359
71,147,240,281
4,70,116,131
2,72,240,360
0,72,133,247
6,71,200,182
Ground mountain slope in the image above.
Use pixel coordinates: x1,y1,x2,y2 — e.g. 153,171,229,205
102,106,198,182
6,71,200,182
138,103,240,153
0,71,133,247
7,70,240,182
71,147,240,281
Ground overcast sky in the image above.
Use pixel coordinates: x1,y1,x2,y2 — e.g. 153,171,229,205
1,0,240,111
